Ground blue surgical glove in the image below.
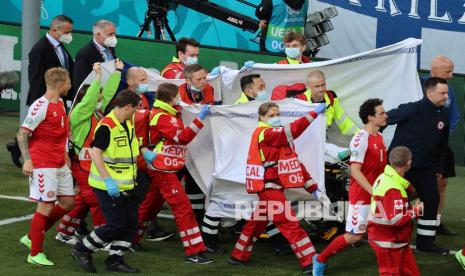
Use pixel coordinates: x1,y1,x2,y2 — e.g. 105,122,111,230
104,177,120,198
209,66,221,76
143,149,157,164
244,60,255,70
198,105,211,120
314,103,326,115
337,149,350,160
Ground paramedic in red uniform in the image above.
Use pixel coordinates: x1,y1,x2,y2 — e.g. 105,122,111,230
368,146,422,276
144,83,213,264
228,101,326,274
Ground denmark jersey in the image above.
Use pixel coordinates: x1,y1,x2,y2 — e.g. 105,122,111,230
349,129,387,204
21,96,69,168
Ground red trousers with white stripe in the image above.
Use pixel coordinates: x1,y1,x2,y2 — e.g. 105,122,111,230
148,170,206,256
134,172,165,244
370,243,420,276
58,163,105,235
231,188,316,268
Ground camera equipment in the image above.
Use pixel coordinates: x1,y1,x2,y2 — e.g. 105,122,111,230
137,0,178,41
304,6,338,52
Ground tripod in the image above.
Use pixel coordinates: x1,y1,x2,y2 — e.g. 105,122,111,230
137,1,176,41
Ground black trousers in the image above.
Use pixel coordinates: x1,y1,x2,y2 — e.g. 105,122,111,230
405,166,439,246
78,188,139,263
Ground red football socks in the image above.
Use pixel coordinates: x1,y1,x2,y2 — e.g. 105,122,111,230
317,234,350,263
44,204,68,231
29,212,48,256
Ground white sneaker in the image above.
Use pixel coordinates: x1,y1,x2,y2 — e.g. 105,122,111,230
55,232,79,245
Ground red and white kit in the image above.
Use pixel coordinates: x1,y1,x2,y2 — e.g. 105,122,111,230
21,96,74,201
346,129,387,234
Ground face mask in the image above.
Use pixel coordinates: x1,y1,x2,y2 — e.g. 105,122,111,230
59,33,73,44
285,47,301,59
104,36,117,47
184,56,198,65
255,90,267,101
190,84,202,93
95,101,103,111
136,83,149,94
268,117,282,127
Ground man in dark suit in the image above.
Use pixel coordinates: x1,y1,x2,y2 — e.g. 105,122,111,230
27,15,74,105
73,19,117,92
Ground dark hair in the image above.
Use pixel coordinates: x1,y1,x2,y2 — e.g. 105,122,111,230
50,15,74,28
283,32,306,45
389,146,412,167
359,98,383,124
424,77,448,92
183,64,205,80
74,84,91,106
176,37,200,56
156,83,178,103
258,102,279,117
240,74,261,91
115,90,140,108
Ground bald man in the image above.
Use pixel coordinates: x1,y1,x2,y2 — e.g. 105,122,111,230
420,56,459,236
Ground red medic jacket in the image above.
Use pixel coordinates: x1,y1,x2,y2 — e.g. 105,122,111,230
246,112,319,193
148,99,203,172
178,83,215,105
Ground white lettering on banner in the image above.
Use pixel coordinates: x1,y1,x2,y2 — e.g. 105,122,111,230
375,0,401,16
349,0,459,23
428,0,452,22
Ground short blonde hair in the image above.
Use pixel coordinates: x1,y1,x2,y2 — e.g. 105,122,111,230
44,67,69,89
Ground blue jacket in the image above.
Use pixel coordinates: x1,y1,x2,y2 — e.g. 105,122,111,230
387,97,449,172
420,76,460,133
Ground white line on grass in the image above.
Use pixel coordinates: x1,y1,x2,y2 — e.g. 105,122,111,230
0,194,175,225
0,214,33,226
0,195,30,202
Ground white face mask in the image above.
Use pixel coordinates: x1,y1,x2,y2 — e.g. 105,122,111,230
255,90,267,101
184,56,198,65
59,33,73,44
268,117,282,127
104,36,117,47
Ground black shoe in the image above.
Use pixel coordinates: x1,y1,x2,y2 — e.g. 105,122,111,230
75,226,90,237
107,261,140,273
302,264,312,274
70,247,97,273
416,243,450,254
205,244,226,254
146,229,175,242
6,139,22,168
129,243,144,252
227,256,248,267
437,224,458,236
274,245,293,256
185,253,214,264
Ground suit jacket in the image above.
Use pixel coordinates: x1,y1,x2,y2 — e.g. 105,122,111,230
73,40,116,95
27,35,74,105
